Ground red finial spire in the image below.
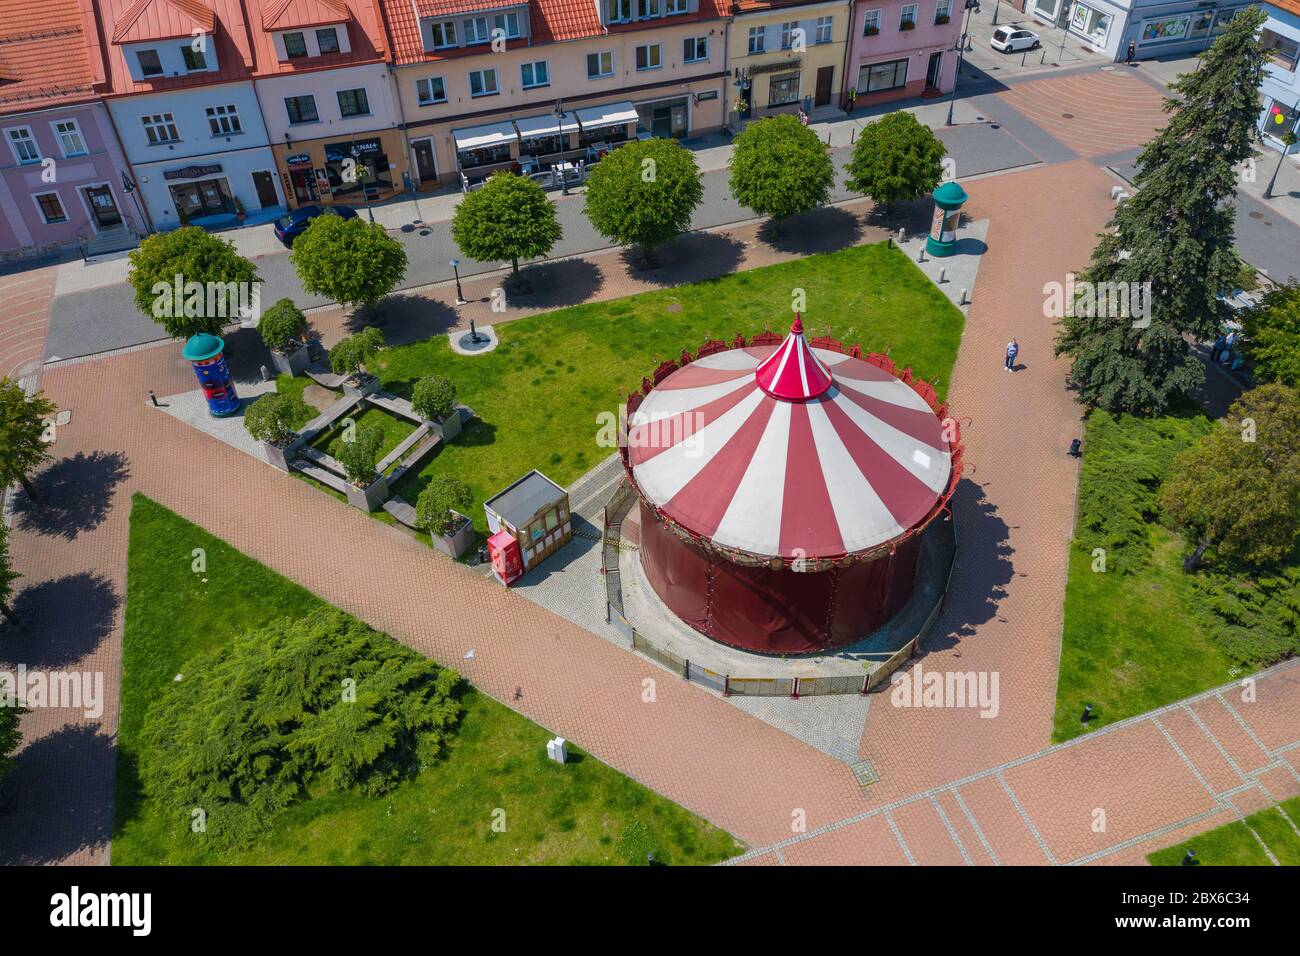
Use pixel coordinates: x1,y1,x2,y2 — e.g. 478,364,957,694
754,313,833,401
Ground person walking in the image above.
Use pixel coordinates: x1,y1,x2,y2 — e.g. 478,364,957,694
1126,40,1137,65
1005,339,1019,371
846,87,857,115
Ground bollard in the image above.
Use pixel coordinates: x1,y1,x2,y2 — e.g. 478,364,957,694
260,364,272,382
938,267,947,284
959,288,969,305
917,248,926,264
1110,185,1124,200
898,227,906,244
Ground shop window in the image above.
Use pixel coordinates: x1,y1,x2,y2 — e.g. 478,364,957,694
283,32,308,58
587,51,614,78
52,120,86,157
748,27,765,54
767,72,801,106
858,57,908,93
35,192,66,223
5,126,40,163
317,28,340,54
468,69,498,97
458,142,511,169
181,45,207,71
337,88,370,117
285,95,319,125
141,113,180,145
683,36,708,62
1032,0,1060,20
519,133,563,156
862,9,881,35
521,61,549,88
136,49,163,76
416,76,447,105
1261,28,1300,71
636,44,662,71
206,104,242,136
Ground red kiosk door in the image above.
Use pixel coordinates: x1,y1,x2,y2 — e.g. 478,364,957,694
488,530,523,585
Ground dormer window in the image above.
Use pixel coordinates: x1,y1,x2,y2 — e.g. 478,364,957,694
137,49,163,77
284,32,308,58
665,0,686,12
637,0,660,17
316,28,340,54
605,0,631,22
463,17,490,44
181,45,207,71
429,20,456,48
494,12,521,38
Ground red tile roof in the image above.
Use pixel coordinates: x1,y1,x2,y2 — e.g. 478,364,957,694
380,0,728,65
248,0,388,76
261,0,351,30
0,0,99,113
1268,0,1300,17
111,0,217,44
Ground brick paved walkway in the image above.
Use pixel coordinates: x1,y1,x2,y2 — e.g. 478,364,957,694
0,264,56,384
996,71,1168,160
3,82,1297,865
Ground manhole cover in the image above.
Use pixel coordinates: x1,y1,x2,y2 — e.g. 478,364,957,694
1248,211,1264,219
1062,112,1075,119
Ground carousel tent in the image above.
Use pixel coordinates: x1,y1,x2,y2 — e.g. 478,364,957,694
624,316,958,654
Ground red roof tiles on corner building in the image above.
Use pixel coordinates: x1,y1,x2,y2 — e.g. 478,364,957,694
0,0,100,113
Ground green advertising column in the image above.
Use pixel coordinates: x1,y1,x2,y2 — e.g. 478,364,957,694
926,181,969,258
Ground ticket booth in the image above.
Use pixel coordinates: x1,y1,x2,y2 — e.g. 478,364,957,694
484,470,572,582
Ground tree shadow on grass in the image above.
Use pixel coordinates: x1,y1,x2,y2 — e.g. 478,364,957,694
503,257,605,310
915,478,1015,656
3,572,121,669
618,231,746,288
760,206,865,256
351,294,460,345
12,451,129,541
0,724,116,865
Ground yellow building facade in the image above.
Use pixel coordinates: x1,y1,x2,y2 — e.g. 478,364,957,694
725,0,853,121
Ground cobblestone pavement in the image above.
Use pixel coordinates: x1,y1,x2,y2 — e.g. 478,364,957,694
996,70,1169,159
0,264,55,384
4,77,1299,866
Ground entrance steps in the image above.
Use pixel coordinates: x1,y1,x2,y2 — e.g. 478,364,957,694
83,225,137,259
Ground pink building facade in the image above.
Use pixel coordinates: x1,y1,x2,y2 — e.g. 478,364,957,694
844,0,963,107
0,0,146,259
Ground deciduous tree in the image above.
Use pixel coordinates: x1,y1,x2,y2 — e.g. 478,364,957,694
127,227,260,339
729,115,835,233
291,216,406,320
451,172,562,277
583,139,704,264
329,326,384,380
844,112,946,210
1241,283,1300,388
410,375,456,423
415,477,473,537
0,378,55,501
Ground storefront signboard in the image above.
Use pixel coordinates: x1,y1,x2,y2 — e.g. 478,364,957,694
286,153,312,167
1141,15,1190,43
164,163,223,181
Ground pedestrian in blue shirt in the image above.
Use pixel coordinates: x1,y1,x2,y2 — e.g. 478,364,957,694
1005,339,1019,371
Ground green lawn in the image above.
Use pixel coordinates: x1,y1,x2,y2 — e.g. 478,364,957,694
1149,798,1300,866
311,405,415,469
287,242,963,541
1054,530,1237,741
1051,407,1288,743
115,494,743,865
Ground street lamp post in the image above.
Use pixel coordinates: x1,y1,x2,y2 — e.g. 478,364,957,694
1264,127,1299,200
1194,5,1219,72
450,258,467,306
1055,1,1072,67
946,0,981,127
554,99,570,196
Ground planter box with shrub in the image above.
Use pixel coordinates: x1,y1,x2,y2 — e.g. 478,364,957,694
432,510,475,559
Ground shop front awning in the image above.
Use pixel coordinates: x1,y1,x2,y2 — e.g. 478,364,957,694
574,101,639,132
513,112,579,139
453,121,518,152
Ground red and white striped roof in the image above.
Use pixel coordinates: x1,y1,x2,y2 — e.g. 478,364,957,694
627,325,952,560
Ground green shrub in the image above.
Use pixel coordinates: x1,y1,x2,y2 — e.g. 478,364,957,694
329,326,384,379
258,298,308,352
411,375,456,423
138,608,461,848
1186,565,1300,666
1073,408,1212,574
415,477,473,537
243,392,312,445
335,425,383,485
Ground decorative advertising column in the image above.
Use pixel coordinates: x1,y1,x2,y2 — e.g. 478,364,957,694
182,332,241,417
926,180,970,257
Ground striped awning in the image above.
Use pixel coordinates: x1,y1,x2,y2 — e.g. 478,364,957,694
627,320,952,560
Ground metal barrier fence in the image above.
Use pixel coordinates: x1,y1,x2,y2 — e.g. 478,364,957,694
601,477,957,699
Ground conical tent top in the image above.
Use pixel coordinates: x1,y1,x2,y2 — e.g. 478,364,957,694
754,313,833,401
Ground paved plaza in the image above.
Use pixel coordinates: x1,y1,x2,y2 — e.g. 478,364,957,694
2,66,1299,867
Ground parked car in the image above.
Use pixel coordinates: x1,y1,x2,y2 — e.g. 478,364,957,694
274,204,358,246
990,26,1040,53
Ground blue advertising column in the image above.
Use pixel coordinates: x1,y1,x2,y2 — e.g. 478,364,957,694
926,181,969,258
182,333,241,417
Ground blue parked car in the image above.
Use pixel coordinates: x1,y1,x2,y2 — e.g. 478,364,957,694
274,204,358,247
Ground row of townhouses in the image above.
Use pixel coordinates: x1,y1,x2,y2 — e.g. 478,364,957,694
0,0,1297,260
